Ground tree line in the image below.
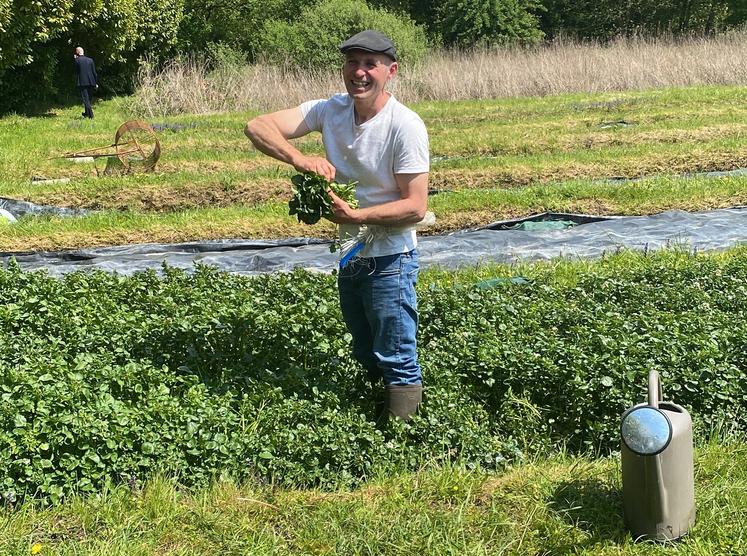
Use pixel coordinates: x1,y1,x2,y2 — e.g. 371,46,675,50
1,0,744,112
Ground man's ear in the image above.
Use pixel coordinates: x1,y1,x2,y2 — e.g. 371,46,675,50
387,62,398,79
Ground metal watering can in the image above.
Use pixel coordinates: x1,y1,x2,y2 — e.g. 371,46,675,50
620,370,696,541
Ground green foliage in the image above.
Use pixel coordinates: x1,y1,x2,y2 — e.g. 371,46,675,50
371,0,544,47
1,250,747,502
176,0,316,56
288,172,358,225
0,0,184,112
419,250,747,451
538,0,747,40
0,0,73,110
256,0,429,69
0,262,511,502
436,0,545,47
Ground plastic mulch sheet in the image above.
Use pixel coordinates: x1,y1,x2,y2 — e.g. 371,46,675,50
0,197,88,218
1,208,745,276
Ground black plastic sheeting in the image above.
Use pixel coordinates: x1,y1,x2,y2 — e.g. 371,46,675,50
0,197,88,218
1,208,745,276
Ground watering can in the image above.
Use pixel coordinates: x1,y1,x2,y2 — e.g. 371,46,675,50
620,370,696,541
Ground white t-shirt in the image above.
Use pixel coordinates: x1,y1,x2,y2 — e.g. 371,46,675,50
300,93,430,258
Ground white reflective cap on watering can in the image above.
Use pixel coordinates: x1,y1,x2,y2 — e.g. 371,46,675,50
621,370,696,541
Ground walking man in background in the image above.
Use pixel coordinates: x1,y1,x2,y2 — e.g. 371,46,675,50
244,30,430,422
74,47,98,119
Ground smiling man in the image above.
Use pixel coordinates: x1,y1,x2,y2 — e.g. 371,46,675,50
244,30,430,422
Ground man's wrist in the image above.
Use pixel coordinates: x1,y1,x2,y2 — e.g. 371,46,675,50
347,208,365,225
289,152,307,171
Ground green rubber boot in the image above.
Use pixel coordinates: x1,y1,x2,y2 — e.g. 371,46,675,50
384,384,423,421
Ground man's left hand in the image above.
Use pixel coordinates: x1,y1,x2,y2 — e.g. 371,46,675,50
327,189,360,224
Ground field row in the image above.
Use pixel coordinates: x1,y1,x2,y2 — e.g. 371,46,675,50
1,249,746,502
0,86,745,251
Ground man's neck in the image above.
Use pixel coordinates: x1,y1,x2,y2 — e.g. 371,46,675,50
353,91,391,125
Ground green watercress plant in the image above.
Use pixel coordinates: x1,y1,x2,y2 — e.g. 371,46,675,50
288,172,358,225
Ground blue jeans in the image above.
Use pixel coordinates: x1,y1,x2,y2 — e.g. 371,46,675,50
338,249,422,386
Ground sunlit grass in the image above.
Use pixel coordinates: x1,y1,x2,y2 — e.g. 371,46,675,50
2,438,746,555
0,84,745,251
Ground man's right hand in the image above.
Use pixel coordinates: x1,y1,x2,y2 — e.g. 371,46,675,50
293,156,336,182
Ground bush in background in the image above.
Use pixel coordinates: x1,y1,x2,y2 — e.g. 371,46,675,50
176,0,317,57
441,0,544,47
256,0,429,69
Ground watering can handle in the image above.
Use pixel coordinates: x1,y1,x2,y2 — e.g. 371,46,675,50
648,369,662,408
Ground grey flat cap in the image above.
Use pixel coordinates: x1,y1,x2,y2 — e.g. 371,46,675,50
339,30,397,61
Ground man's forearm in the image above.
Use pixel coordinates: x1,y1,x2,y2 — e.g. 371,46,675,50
330,172,428,226
339,198,427,226
244,118,304,167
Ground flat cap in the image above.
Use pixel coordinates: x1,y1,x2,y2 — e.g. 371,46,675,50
339,30,397,61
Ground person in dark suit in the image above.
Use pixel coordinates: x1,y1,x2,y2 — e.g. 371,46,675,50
74,47,98,119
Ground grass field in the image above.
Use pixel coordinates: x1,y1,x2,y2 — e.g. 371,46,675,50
2,439,746,555
2,48,747,553
0,85,746,251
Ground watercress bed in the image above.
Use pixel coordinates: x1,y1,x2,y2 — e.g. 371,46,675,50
1,249,746,502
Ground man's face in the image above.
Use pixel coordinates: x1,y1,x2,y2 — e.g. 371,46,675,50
342,50,397,101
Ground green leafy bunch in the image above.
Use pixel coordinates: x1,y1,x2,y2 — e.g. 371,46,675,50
288,172,358,225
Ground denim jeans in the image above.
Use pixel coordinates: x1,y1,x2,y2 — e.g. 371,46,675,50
337,249,422,386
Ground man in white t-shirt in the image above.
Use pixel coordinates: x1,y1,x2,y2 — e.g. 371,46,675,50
244,30,429,422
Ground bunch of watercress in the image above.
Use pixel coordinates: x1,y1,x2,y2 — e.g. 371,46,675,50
288,172,358,225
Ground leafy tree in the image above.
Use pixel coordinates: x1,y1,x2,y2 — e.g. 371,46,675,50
0,0,184,113
177,0,316,58
256,0,428,69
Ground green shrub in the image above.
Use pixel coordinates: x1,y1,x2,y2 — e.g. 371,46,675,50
177,0,316,56
256,0,429,69
436,0,544,48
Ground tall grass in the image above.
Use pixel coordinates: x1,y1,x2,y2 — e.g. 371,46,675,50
130,32,747,116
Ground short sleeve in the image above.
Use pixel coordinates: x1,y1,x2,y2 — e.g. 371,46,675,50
299,99,327,132
393,116,430,174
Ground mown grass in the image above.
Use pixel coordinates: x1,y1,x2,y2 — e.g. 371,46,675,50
0,85,745,251
2,438,746,555
2,172,744,252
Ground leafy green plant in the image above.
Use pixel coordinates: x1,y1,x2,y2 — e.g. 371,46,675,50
288,172,358,225
1,250,747,502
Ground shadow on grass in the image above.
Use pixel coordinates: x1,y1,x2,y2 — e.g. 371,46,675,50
0,90,115,118
540,478,629,553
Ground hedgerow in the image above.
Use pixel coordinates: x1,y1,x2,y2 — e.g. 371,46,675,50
1,250,746,503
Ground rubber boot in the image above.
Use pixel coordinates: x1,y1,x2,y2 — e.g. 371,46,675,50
384,384,423,421
371,383,386,423
365,368,386,423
